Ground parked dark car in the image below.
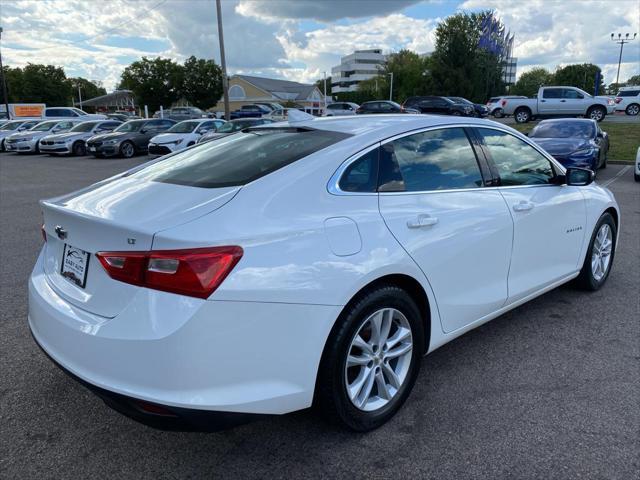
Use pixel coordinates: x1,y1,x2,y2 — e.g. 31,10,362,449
446,97,489,117
403,96,475,116
230,104,272,119
529,118,609,171
356,101,404,114
107,112,140,122
197,118,274,144
86,119,176,158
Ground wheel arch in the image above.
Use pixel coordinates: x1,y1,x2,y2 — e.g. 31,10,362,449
327,273,432,356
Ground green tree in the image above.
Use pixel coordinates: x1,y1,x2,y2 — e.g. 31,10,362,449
553,63,604,95
625,74,640,85
4,64,72,105
511,67,554,97
119,57,183,111
429,11,504,102
180,56,223,109
69,77,107,103
379,49,432,103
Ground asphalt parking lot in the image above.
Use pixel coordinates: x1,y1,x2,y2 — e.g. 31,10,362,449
1,152,638,479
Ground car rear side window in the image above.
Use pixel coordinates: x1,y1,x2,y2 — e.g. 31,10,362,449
476,128,555,186
618,90,640,97
339,148,378,193
136,128,351,188
542,88,563,99
378,128,483,192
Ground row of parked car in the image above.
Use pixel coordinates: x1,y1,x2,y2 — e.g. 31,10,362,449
0,116,279,158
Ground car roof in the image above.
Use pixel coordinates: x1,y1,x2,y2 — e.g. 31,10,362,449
282,114,512,137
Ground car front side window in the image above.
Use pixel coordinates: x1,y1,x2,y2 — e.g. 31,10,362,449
476,128,556,186
379,128,484,192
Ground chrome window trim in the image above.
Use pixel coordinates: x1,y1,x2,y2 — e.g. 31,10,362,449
327,123,566,197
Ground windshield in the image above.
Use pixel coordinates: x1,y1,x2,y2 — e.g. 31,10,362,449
1,121,25,131
115,121,144,132
168,121,199,133
31,121,58,132
530,122,595,139
133,128,350,188
70,122,98,132
72,108,88,116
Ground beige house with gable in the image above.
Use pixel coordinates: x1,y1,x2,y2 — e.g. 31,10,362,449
213,75,328,115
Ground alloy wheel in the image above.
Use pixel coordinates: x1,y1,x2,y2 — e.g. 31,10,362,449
121,142,134,158
590,108,604,121
516,110,529,123
591,223,613,282
344,308,413,412
627,104,639,116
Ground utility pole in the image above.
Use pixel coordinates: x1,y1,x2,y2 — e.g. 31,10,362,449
216,0,230,120
388,72,394,101
0,27,10,120
77,85,83,109
611,32,637,87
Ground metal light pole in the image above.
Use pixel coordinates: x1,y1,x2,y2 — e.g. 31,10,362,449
0,27,10,120
77,85,83,109
388,72,394,101
216,0,230,120
611,32,637,87
323,71,327,111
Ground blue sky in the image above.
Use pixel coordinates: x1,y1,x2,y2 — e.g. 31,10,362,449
1,0,638,91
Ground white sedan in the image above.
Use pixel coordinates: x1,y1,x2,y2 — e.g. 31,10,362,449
30,115,619,432
148,119,225,156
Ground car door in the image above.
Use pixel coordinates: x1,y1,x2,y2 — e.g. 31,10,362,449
475,127,587,302
539,88,565,114
562,88,586,114
378,127,513,333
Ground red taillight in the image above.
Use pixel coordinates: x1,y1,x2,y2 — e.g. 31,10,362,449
96,246,243,299
614,97,622,104
501,99,507,106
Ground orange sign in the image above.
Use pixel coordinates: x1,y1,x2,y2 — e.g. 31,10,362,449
14,105,45,117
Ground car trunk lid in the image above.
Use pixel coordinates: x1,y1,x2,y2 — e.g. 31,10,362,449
41,176,240,318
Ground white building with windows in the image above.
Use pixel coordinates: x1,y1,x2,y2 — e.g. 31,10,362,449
331,49,387,93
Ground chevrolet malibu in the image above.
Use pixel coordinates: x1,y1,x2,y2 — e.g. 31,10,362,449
30,115,619,432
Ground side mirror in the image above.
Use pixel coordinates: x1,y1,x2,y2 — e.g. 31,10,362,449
565,167,595,186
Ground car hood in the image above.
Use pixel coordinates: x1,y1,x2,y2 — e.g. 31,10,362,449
45,131,89,141
9,130,51,139
88,131,131,142
150,133,189,143
532,138,593,155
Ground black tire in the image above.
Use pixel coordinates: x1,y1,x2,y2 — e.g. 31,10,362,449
625,103,639,116
634,173,640,182
72,141,86,156
601,149,608,169
587,105,606,122
514,107,531,123
34,140,40,154
315,285,425,432
493,108,504,118
576,213,616,291
119,141,135,158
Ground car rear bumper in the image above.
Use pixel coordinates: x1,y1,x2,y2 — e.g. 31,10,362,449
28,250,339,421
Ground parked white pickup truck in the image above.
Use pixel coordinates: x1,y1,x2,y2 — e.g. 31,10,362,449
502,86,615,123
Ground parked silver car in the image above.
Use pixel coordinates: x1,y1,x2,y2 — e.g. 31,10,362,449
39,120,122,156
324,102,359,116
0,120,41,151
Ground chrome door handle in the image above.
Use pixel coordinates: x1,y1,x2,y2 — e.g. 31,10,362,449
513,201,534,212
407,214,439,228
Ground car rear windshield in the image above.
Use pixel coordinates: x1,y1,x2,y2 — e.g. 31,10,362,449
134,127,351,188
617,90,640,97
